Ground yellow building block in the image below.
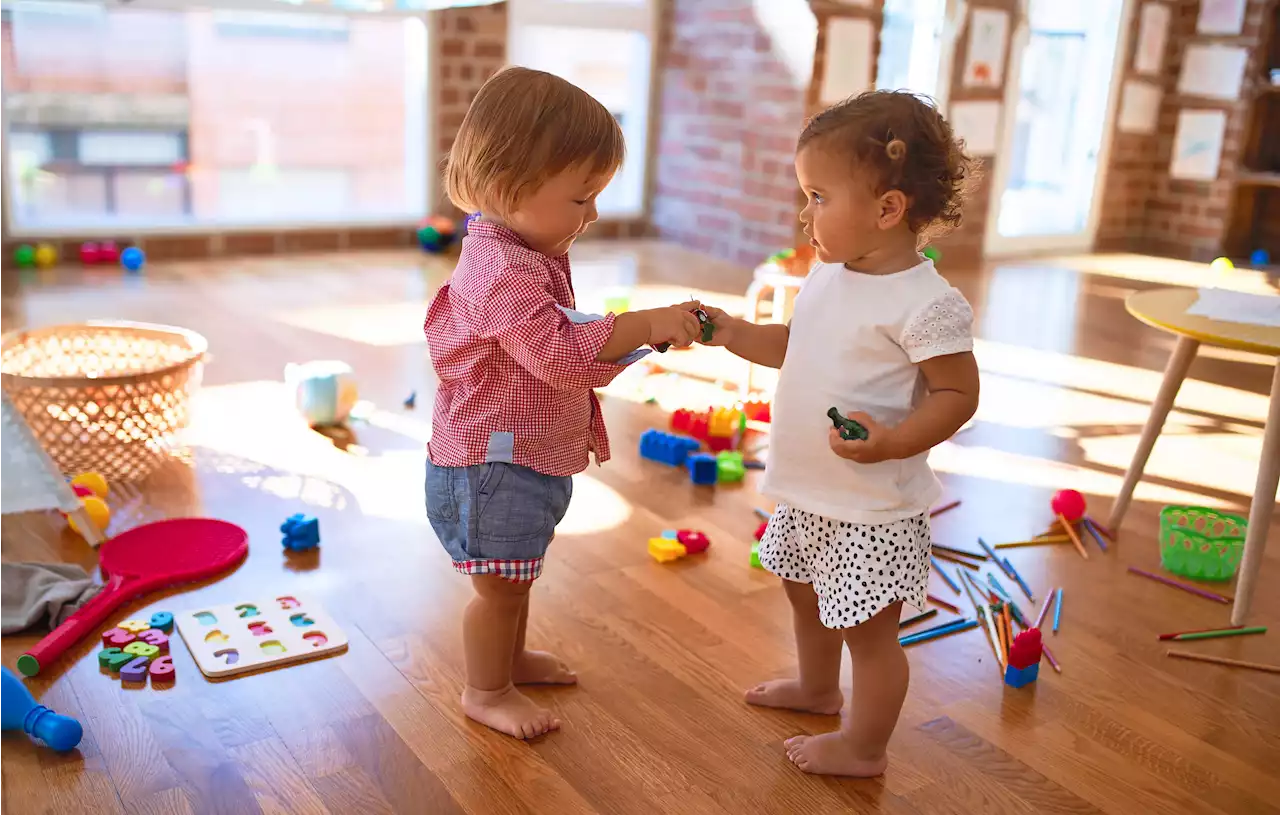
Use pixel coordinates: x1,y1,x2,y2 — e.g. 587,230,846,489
648,537,688,562
707,407,742,438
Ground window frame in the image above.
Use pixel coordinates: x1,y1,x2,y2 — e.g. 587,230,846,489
506,0,659,222
0,0,441,238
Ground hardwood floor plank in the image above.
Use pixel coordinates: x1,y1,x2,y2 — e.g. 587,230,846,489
227,738,332,815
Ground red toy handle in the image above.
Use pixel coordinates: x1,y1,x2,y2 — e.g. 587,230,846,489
17,575,127,677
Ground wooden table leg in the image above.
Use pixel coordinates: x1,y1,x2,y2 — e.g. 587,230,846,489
1108,336,1200,530
1231,361,1280,626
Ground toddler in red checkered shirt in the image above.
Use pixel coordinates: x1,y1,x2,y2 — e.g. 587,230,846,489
424,67,702,740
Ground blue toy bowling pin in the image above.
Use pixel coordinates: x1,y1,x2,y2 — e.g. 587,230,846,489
1,667,83,751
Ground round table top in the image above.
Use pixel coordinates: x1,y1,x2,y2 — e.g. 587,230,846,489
1126,288,1280,356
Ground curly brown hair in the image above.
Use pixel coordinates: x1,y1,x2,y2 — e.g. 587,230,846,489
798,90,979,241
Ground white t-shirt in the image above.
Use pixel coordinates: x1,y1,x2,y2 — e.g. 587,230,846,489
761,258,974,525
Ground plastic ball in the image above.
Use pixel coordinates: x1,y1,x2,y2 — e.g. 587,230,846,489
120,247,145,271
1209,257,1234,273
70,471,109,500
68,496,110,537
1250,249,1271,266
34,243,58,268
285,360,359,426
14,245,36,268
98,241,120,263
417,216,458,253
922,245,941,261
79,242,102,264
1050,489,1087,522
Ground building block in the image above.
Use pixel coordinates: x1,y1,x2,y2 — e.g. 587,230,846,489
117,619,151,634
149,611,174,632
707,407,741,438
750,543,763,568
149,656,175,682
120,656,151,683
102,649,132,672
687,453,718,485
639,429,700,466
281,513,320,552
1008,628,1042,669
742,400,771,422
676,530,710,554
137,629,170,653
123,642,160,658
101,628,136,648
98,648,124,669
648,537,687,562
661,529,678,539
1003,662,1039,688
717,452,745,483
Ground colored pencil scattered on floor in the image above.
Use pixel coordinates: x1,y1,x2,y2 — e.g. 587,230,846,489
933,543,989,560
1006,600,1029,629
1041,642,1062,673
1059,515,1090,560
977,537,1006,569
994,605,1008,664
931,557,961,594
753,507,772,521
1033,589,1056,629
899,608,939,629
899,618,978,646
1157,624,1245,641
1081,518,1109,552
1002,558,1035,602
933,551,982,570
928,594,961,614
994,536,1070,549
930,499,962,518
1127,566,1231,604
1052,588,1063,633
986,573,1013,603
1172,626,1266,642
961,572,1003,673
1166,650,1280,674
1001,606,1014,665
1085,515,1115,541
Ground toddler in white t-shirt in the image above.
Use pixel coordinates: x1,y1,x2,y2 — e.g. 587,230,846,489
701,90,980,778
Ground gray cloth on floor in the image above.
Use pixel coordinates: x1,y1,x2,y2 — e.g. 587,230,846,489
1,562,102,634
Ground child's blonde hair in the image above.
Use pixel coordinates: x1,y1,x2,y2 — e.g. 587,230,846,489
445,66,625,219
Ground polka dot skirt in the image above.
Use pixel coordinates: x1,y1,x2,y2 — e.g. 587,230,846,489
758,503,931,629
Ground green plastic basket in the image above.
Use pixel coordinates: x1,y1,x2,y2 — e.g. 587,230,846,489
1159,505,1247,582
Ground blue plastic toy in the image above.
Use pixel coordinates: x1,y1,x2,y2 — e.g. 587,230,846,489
1,667,83,752
639,429,700,466
148,611,174,633
687,453,718,485
281,513,320,552
1003,661,1039,689
120,246,145,272
1251,249,1271,266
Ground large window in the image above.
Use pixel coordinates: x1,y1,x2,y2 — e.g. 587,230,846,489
508,0,655,219
2,1,428,233
876,0,946,98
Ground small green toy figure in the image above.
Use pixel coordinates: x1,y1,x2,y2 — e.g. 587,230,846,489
827,406,868,441
654,308,713,352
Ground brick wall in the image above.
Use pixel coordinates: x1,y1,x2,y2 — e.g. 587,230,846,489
650,1,813,269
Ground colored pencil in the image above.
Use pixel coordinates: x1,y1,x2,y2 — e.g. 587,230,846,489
930,499,962,518
1166,650,1280,675
977,537,1008,571
986,573,1013,603
1157,624,1245,641
753,507,772,521
961,572,1003,673
994,606,1008,664
1041,642,1062,673
1172,626,1266,642
1006,600,1029,629
962,569,996,604
1127,566,1231,604
1052,587,1063,633
932,543,989,560
1001,606,1013,664
899,618,978,646
994,536,1071,549
1002,558,1035,602
1059,515,1090,560
931,557,962,594
928,594,961,614
1081,518,1109,553
1033,589,1055,629
934,551,982,571
1085,515,1116,541
899,608,939,629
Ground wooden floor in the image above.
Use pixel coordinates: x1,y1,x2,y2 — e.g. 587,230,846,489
2,242,1279,815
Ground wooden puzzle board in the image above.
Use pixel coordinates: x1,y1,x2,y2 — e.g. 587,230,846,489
175,594,347,678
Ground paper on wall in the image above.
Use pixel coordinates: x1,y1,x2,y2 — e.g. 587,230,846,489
1169,110,1227,181
1177,45,1248,100
962,8,1009,88
1117,80,1162,134
1196,0,1247,35
819,17,874,104
1134,2,1171,76
949,100,1002,156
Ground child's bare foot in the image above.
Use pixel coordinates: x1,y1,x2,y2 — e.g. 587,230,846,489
462,685,561,739
784,732,888,777
512,650,577,685
744,679,843,715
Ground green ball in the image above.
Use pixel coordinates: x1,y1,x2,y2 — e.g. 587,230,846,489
14,244,36,268
922,246,940,262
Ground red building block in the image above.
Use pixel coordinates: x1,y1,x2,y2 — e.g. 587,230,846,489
1008,628,1043,670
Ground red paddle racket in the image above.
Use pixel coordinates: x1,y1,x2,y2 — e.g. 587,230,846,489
17,518,248,676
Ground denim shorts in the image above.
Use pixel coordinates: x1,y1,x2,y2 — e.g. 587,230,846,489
425,459,573,582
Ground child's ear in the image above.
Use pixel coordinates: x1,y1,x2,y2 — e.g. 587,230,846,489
878,190,909,229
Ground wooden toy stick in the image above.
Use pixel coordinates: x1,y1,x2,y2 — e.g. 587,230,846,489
1059,515,1090,560
1127,566,1231,604
930,499,962,518
1081,518,1109,552
1172,626,1266,641
1166,650,1280,674
1158,624,1244,641
899,608,938,629
1033,589,1055,629
931,557,962,594
932,543,989,560
899,619,979,647
933,551,982,570
995,536,1070,548
928,594,961,614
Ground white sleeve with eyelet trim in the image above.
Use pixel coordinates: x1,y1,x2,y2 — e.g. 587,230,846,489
898,288,974,363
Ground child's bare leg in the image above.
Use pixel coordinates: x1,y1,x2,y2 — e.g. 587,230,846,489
745,579,844,714
785,600,906,776
461,575,561,739
511,589,576,685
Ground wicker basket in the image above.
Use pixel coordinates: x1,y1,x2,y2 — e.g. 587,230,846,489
1,321,208,482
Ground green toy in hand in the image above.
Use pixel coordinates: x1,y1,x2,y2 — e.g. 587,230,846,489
654,308,714,352
828,407,868,441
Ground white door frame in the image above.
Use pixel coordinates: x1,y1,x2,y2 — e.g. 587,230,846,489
983,0,1135,257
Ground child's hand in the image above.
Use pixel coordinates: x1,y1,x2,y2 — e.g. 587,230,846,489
696,304,735,347
646,304,701,349
828,413,899,463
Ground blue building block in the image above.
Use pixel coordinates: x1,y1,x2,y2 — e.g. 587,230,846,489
687,453,718,485
281,513,320,552
1003,661,1039,688
639,429,700,466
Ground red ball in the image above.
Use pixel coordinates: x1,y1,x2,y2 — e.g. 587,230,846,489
79,242,101,264
98,241,120,262
1050,489,1087,521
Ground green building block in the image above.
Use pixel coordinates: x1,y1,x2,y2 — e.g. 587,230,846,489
750,542,763,569
717,451,745,483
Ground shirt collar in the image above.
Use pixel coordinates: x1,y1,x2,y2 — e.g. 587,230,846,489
465,217,533,250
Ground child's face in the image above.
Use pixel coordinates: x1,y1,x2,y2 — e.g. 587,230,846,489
506,164,613,257
795,145,907,265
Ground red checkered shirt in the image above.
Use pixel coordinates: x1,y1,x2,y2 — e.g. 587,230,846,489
425,220,626,476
